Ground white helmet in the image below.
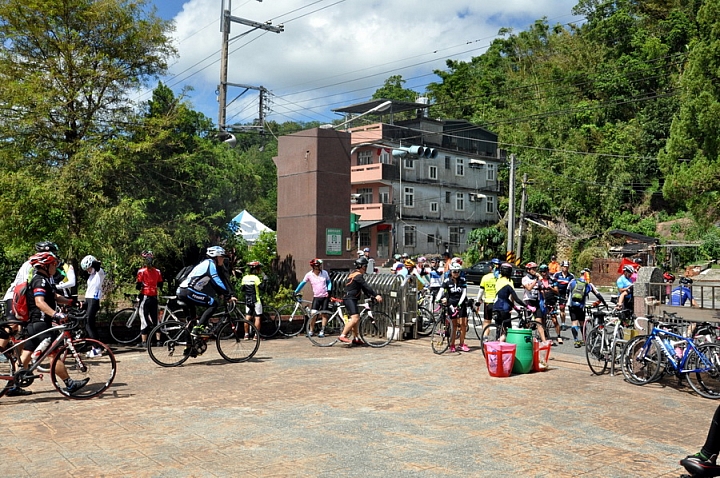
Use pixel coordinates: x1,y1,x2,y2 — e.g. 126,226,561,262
449,262,463,271
206,246,226,258
81,255,97,270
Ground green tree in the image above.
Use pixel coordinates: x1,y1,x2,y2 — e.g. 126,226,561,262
371,75,418,102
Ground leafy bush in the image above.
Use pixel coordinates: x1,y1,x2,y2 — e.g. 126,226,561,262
700,228,720,261
575,246,607,271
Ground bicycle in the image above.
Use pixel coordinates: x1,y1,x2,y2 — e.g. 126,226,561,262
256,305,281,339
308,297,395,348
621,316,720,398
430,303,453,354
415,289,439,337
0,311,116,399
275,294,314,337
584,309,627,375
478,307,549,358
466,299,485,341
109,293,187,345
146,301,260,367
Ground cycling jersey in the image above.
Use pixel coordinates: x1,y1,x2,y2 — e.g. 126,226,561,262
522,273,540,301
427,268,443,288
85,267,106,301
479,272,498,303
493,277,523,313
296,270,331,298
343,270,377,301
437,275,467,307
28,272,57,323
137,266,163,297
669,286,693,306
552,271,574,298
241,274,263,306
179,258,232,298
617,275,633,299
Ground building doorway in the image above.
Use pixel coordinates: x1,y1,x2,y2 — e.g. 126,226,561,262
377,232,389,259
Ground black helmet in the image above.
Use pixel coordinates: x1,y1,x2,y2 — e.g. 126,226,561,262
680,277,693,285
355,256,369,268
35,241,58,253
500,263,513,278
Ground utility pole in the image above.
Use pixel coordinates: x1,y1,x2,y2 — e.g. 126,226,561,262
516,173,529,262
506,153,516,262
218,0,283,130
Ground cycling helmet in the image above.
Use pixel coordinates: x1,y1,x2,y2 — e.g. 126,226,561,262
500,263,513,277
141,250,154,261
29,252,58,268
247,261,262,269
680,277,693,285
449,262,463,271
355,256,369,268
393,254,401,260
525,262,538,269
206,246,226,258
401,253,409,259
418,256,427,263
35,241,58,253
561,260,570,267
357,250,364,256
80,255,97,270
451,257,463,266
623,265,635,274
538,264,549,273
490,258,501,265
310,258,323,267
404,259,415,267
363,248,370,253
663,272,676,282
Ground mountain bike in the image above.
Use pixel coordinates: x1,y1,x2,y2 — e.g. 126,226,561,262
0,312,116,399
478,307,548,358
109,293,187,344
585,309,626,375
146,301,260,367
621,316,720,398
308,297,395,348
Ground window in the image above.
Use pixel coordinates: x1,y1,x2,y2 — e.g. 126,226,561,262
486,196,495,214
429,165,438,180
404,157,415,169
455,192,465,211
427,234,436,244
449,226,461,246
359,231,371,248
487,163,496,181
404,225,416,247
357,150,372,165
455,158,464,176
358,187,372,204
430,201,438,213
379,149,391,164
445,191,451,203
379,187,390,204
445,155,451,169
404,187,414,208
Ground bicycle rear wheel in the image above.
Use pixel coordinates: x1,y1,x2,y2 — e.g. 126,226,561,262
431,317,450,354
585,326,609,375
109,308,142,344
216,319,260,363
258,307,281,338
50,339,116,399
468,306,484,341
687,343,720,399
416,307,435,337
0,351,17,398
621,335,662,385
147,320,191,367
307,311,344,347
359,311,394,348
277,303,307,337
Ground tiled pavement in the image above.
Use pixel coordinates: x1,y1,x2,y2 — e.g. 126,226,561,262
1,335,714,477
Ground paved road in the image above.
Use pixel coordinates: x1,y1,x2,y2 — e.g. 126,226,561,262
2,334,713,477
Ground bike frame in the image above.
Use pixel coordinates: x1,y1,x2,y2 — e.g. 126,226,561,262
641,324,714,374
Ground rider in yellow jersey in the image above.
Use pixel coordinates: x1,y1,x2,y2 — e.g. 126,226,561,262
476,259,500,338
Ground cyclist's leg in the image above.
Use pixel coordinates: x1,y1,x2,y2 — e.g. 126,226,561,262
339,299,360,342
681,404,720,475
139,295,159,346
457,304,468,348
569,305,584,347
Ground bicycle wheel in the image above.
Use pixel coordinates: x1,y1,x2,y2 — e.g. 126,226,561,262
307,311,344,347
277,303,307,337
621,335,662,385
359,311,394,348
216,318,260,363
147,320,191,367
431,317,450,354
468,306,484,341
686,343,720,399
416,307,435,337
0,352,17,398
258,307,281,338
50,339,116,399
585,326,609,375
479,323,506,358
109,308,142,344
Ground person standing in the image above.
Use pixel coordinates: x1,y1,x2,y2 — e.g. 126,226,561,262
568,269,605,348
136,250,163,348
552,260,574,331
295,259,331,337
436,262,469,353
548,255,560,275
476,259,500,339
522,262,549,342
492,263,526,342
241,261,264,339
3,241,58,318
338,257,382,344
81,254,106,358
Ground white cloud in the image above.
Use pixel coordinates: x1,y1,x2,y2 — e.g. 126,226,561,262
157,0,581,125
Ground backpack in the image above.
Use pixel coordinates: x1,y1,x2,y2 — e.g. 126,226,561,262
571,279,587,301
11,280,30,321
174,265,194,287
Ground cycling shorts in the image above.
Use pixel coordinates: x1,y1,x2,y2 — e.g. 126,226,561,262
343,298,359,316
311,297,329,312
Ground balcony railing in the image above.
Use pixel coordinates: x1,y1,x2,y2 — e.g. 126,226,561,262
350,203,395,222
351,163,399,184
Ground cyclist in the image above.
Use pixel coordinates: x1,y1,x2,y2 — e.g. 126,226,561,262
476,258,500,339
3,241,58,319
615,264,635,312
669,277,699,307
15,252,88,396
241,261,264,339
491,262,526,342
681,403,720,476
568,269,606,348
427,257,443,309
338,257,382,345
136,250,163,348
295,259,331,338
538,264,562,345
548,255,560,275
436,262,469,353
54,257,77,300
552,260,574,331
80,254,105,358
522,262,549,342
176,246,236,337
390,254,402,273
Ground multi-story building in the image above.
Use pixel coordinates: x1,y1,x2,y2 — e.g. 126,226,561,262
335,99,504,261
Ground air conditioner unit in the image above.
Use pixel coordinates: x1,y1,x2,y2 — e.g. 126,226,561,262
469,159,486,168
468,193,476,202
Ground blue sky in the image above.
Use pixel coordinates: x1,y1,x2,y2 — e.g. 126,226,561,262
146,0,582,128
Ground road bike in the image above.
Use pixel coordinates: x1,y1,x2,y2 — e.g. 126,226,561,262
584,309,626,375
0,312,116,399
415,289,440,336
307,297,395,348
275,294,314,337
146,301,259,367
109,293,187,344
621,316,720,398
478,307,548,358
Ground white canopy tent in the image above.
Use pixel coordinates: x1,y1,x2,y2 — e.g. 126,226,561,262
230,210,273,244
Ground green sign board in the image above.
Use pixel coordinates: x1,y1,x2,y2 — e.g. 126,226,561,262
326,228,343,255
